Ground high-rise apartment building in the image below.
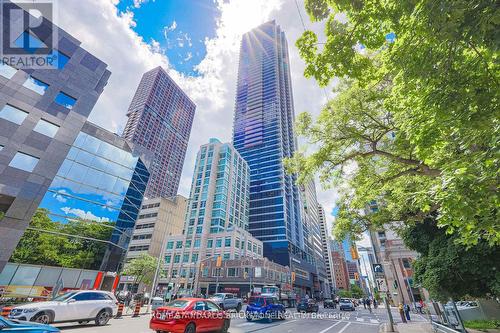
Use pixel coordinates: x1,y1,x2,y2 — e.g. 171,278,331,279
232,21,314,295
123,67,195,198
162,139,263,296
300,180,329,298
330,240,350,290
0,4,110,272
318,204,335,293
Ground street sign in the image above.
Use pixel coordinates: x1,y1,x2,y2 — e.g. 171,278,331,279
376,278,387,292
373,263,385,278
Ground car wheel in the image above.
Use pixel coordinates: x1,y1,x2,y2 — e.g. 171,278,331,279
219,304,225,310
95,309,111,326
184,323,196,333
219,319,230,333
236,303,242,312
32,312,51,324
246,314,253,321
279,310,286,320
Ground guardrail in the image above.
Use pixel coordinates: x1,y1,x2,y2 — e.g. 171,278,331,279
431,321,461,333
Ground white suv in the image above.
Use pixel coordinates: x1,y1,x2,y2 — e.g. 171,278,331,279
9,290,118,326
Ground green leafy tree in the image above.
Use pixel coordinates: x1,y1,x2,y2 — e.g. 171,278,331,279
400,220,500,301
121,253,158,287
349,283,364,299
287,0,499,245
10,208,114,270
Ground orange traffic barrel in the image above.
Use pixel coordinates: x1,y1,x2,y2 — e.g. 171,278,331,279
116,302,124,318
132,302,141,317
1,307,12,318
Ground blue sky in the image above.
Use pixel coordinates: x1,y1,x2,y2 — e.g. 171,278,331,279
117,0,219,76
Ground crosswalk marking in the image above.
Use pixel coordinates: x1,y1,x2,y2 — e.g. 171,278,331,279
317,321,343,333
370,319,380,324
356,318,364,322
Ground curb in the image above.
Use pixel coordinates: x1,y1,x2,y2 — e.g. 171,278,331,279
379,323,398,333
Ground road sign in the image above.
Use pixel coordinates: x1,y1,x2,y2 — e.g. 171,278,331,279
373,263,385,278
376,278,387,292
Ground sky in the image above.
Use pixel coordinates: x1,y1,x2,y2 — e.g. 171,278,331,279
54,0,341,237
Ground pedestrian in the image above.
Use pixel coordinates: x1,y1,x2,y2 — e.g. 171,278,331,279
404,303,411,321
363,298,366,309
373,299,378,309
367,298,372,313
416,301,422,314
419,300,424,314
398,303,407,323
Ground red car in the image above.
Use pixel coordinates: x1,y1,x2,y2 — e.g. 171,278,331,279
150,298,230,333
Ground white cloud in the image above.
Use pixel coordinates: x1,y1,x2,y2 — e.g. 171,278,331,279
52,190,68,203
133,0,154,9
184,52,193,62
55,0,340,240
60,207,111,222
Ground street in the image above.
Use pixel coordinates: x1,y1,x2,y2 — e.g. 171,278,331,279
52,305,429,333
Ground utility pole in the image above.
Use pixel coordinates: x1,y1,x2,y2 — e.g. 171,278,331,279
384,292,395,332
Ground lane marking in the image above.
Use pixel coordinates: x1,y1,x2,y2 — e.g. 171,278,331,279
317,321,343,333
370,319,379,324
356,318,364,322
236,322,256,327
281,319,298,325
338,322,351,333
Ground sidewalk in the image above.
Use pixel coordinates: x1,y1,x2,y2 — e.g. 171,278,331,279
380,322,433,333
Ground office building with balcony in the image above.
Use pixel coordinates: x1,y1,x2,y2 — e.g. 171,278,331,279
160,139,263,296
0,4,111,272
122,67,195,198
232,21,314,295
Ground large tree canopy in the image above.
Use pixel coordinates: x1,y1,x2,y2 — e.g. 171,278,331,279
400,220,500,301
287,0,499,245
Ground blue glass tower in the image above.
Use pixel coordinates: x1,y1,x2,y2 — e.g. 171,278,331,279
232,21,314,293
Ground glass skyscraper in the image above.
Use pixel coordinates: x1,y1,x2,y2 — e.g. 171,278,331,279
232,21,315,293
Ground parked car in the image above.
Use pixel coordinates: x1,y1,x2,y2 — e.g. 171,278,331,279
323,299,336,309
339,298,355,311
150,298,230,333
0,316,59,332
8,290,117,326
245,296,286,323
208,293,242,311
297,299,319,313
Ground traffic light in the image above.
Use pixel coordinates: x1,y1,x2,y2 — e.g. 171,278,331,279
350,247,359,260
216,256,222,267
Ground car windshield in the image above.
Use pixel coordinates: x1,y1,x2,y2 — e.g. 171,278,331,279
211,294,224,298
165,300,190,309
53,291,78,301
340,298,351,303
249,297,265,306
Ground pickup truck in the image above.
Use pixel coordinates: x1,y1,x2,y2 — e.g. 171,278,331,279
209,293,243,311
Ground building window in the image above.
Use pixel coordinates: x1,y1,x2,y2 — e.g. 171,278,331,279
14,31,46,53
0,63,17,79
136,223,155,229
207,239,213,248
23,77,49,95
185,240,192,248
129,245,149,251
9,152,39,172
216,238,222,248
132,234,152,240
176,241,183,249
227,268,238,277
223,253,230,260
165,255,171,263
33,119,59,138
225,238,231,247
166,241,174,249
55,91,77,109
196,226,202,234
174,255,180,263
0,104,28,125
191,253,198,263
194,239,200,248
183,254,189,263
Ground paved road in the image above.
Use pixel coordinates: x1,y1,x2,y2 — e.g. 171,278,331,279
53,305,429,333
